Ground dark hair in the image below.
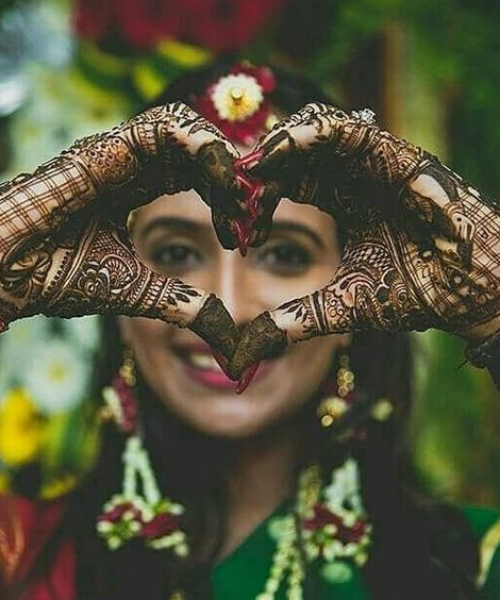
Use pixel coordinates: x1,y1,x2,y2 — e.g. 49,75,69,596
12,62,479,600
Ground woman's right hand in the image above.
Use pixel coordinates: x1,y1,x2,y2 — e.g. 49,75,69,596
0,103,241,358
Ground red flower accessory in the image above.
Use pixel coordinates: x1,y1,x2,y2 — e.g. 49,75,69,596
304,503,368,546
101,374,138,435
74,0,284,52
195,63,277,147
139,511,180,539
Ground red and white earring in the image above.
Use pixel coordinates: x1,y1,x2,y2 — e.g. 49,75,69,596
97,349,188,556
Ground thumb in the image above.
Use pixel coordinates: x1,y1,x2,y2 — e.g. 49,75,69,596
227,279,358,380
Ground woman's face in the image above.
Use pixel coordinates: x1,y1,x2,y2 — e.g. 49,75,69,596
120,191,347,439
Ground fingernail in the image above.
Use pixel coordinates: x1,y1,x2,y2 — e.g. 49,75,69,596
234,149,265,172
236,362,261,394
210,349,233,379
230,219,250,257
247,183,263,219
235,172,254,192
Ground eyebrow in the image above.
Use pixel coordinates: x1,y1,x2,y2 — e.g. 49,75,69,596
270,220,326,250
139,217,212,240
139,216,326,249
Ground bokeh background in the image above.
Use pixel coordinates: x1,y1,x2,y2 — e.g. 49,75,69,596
1,0,500,507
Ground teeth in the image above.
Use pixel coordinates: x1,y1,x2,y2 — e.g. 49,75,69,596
188,352,220,370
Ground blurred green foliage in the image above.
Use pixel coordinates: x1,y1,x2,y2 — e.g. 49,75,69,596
289,0,500,506
278,0,500,196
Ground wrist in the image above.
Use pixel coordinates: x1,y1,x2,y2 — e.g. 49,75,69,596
464,330,500,392
464,328,500,370
459,314,500,346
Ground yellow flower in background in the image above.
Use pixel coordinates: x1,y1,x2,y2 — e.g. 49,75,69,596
0,388,45,466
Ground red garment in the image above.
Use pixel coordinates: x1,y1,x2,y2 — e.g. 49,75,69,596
0,495,76,599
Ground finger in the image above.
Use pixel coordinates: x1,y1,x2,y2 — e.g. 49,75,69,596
211,194,249,252
242,104,348,177
227,280,356,380
231,164,267,253
130,103,247,251
405,160,477,248
248,104,473,252
41,222,238,359
248,180,282,248
212,174,270,255
247,102,427,194
244,130,295,178
228,231,419,379
144,104,242,199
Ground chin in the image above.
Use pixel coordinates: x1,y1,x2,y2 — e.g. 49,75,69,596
182,401,279,440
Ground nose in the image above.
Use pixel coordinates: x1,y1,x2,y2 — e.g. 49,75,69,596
210,251,258,327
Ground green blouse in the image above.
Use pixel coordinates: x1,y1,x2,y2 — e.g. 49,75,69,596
211,505,500,599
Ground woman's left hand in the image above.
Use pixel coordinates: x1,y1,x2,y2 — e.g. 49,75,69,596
228,103,500,377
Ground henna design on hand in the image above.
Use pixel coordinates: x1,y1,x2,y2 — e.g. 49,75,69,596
229,103,500,378
0,104,241,357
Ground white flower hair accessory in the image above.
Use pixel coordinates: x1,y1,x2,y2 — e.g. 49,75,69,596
211,73,264,122
194,62,277,146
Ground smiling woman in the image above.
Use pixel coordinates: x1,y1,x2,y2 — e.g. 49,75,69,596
1,61,500,600
123,191,343,439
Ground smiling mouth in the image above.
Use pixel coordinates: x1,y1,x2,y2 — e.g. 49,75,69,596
172,345,274,391
179,349,220,371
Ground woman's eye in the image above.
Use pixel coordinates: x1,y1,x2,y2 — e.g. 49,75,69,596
149,243,201,271
257,242,313,275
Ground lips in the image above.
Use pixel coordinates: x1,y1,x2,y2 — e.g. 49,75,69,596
172,343,273,391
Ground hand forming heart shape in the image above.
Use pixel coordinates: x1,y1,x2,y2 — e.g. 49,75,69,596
2,101,500,393
225,103,500,383
0,103,248,362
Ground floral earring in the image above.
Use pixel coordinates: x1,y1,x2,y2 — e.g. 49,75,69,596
97,348,189,556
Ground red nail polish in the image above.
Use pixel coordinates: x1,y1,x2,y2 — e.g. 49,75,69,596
235,172,254,192
231,219,250,257
236,362,261,394
247,183,263,220
234,149,265,171
230,220,247,256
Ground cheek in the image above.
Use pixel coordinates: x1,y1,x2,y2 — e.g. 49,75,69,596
253,264,335,311
281,335,341,409
120,318,176,392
